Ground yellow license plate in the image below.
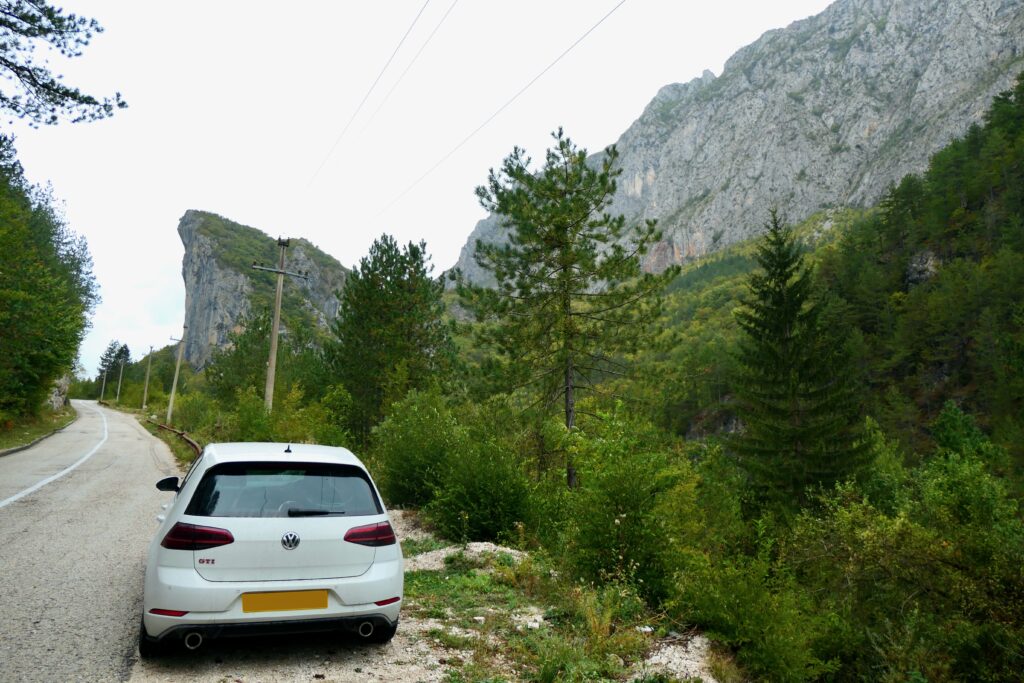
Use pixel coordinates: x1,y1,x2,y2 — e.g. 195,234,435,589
242,590,328,613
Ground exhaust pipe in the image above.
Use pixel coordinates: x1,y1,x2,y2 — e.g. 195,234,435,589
183,632,203,650
357,621,374,638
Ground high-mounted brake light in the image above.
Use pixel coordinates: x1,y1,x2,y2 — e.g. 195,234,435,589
161,522,234,550
344,521,396,547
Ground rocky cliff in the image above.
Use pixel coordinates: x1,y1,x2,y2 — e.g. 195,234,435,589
456,0,1024,281
178,210,347,368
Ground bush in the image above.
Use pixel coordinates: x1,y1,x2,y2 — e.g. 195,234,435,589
783,444,1024,682
424,437,533,542
563,411,701,601
370,389,460,507
223,387,274,442
669,552,832,682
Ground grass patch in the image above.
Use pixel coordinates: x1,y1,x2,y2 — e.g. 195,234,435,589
0,405,76,451
406,556,527,622
406,550,659,682
400,536,450,557
428,627,477,651
139,419,197,467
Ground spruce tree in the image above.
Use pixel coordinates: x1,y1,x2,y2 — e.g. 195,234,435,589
732,210,867,507
459,129,677,487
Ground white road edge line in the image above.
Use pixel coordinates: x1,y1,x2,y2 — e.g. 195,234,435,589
0,402,109,511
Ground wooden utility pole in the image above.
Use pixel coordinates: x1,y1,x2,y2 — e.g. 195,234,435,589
252,238,308,412
167,327,186,424
115,356,126,403
141,345,153,410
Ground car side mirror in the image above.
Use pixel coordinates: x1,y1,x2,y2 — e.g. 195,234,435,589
156,476,180,492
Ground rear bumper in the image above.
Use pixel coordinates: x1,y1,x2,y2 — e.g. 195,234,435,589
143,555,403,638
144,613,397,644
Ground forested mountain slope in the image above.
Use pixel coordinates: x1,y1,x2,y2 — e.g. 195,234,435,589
640,73,1024,463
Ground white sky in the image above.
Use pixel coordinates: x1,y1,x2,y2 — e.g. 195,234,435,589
9,0,832,372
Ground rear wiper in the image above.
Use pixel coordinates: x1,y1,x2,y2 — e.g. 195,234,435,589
287,508,343,517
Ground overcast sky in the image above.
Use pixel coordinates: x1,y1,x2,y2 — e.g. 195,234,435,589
10,0,833,372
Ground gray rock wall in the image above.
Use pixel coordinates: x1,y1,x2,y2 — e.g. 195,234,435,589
179,210,253,369
455,0,1024,281
178,210,348,369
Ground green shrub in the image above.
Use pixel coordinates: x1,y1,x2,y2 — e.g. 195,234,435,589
670,552,832,682
224,387,274,441
370,388,460,507
174,392,220,435
563,412,701,601
424,437,533,542
931,400,1010,472
784,445,1024,682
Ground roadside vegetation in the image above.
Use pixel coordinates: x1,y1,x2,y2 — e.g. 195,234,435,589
74,74,1024,681
0,404,76,451
0,0,119,442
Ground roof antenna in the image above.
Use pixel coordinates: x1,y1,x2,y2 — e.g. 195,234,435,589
284,444,292,453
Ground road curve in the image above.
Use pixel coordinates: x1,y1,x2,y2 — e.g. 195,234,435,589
0,400,180,682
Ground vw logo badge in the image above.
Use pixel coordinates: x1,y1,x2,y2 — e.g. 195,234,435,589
281,532,300,550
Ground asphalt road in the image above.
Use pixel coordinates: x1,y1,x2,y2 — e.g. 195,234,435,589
0,400,180,682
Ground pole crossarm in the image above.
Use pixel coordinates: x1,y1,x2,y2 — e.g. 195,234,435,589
251,264,309,280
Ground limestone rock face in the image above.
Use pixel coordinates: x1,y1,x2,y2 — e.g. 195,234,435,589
178,210,348,369
455,0,1024,280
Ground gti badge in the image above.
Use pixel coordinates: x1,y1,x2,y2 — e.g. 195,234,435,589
281,531,300,550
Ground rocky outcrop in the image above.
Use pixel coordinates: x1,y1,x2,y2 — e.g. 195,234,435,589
47,375,70,411
179,211,252,369
455,0,1024,281
178,210,347,369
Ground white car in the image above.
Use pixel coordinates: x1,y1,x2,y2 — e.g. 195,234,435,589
139,442,403,656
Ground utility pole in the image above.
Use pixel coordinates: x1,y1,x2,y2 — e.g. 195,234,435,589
167,326,187,425
141,345,153,410
252,238,308,412
115,356,126,403
99,370,108,402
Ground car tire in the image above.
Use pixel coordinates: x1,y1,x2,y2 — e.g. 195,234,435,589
138,618,164,659
363,620,398,644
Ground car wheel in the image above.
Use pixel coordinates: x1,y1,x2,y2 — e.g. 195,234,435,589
363,620,398,644
138,618,163,659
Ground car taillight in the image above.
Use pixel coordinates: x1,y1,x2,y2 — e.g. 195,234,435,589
161,522,234,550
375,597,401,606
344,521,396,546
149,608,189,617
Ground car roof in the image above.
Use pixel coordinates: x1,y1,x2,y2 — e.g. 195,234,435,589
200,443,366,469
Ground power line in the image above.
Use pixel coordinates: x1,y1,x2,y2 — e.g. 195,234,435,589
379,0,628,216
308,0,432,186
361,0,460,134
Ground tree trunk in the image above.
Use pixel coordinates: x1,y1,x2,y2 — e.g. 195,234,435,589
565,354,577,489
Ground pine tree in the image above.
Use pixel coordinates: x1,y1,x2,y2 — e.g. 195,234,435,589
0,0,126,126
96,340,122,378
459,129,677,487
328,235,454,443
732,210,867,507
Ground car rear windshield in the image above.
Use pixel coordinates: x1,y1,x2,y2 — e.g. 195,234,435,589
185,462,382,518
